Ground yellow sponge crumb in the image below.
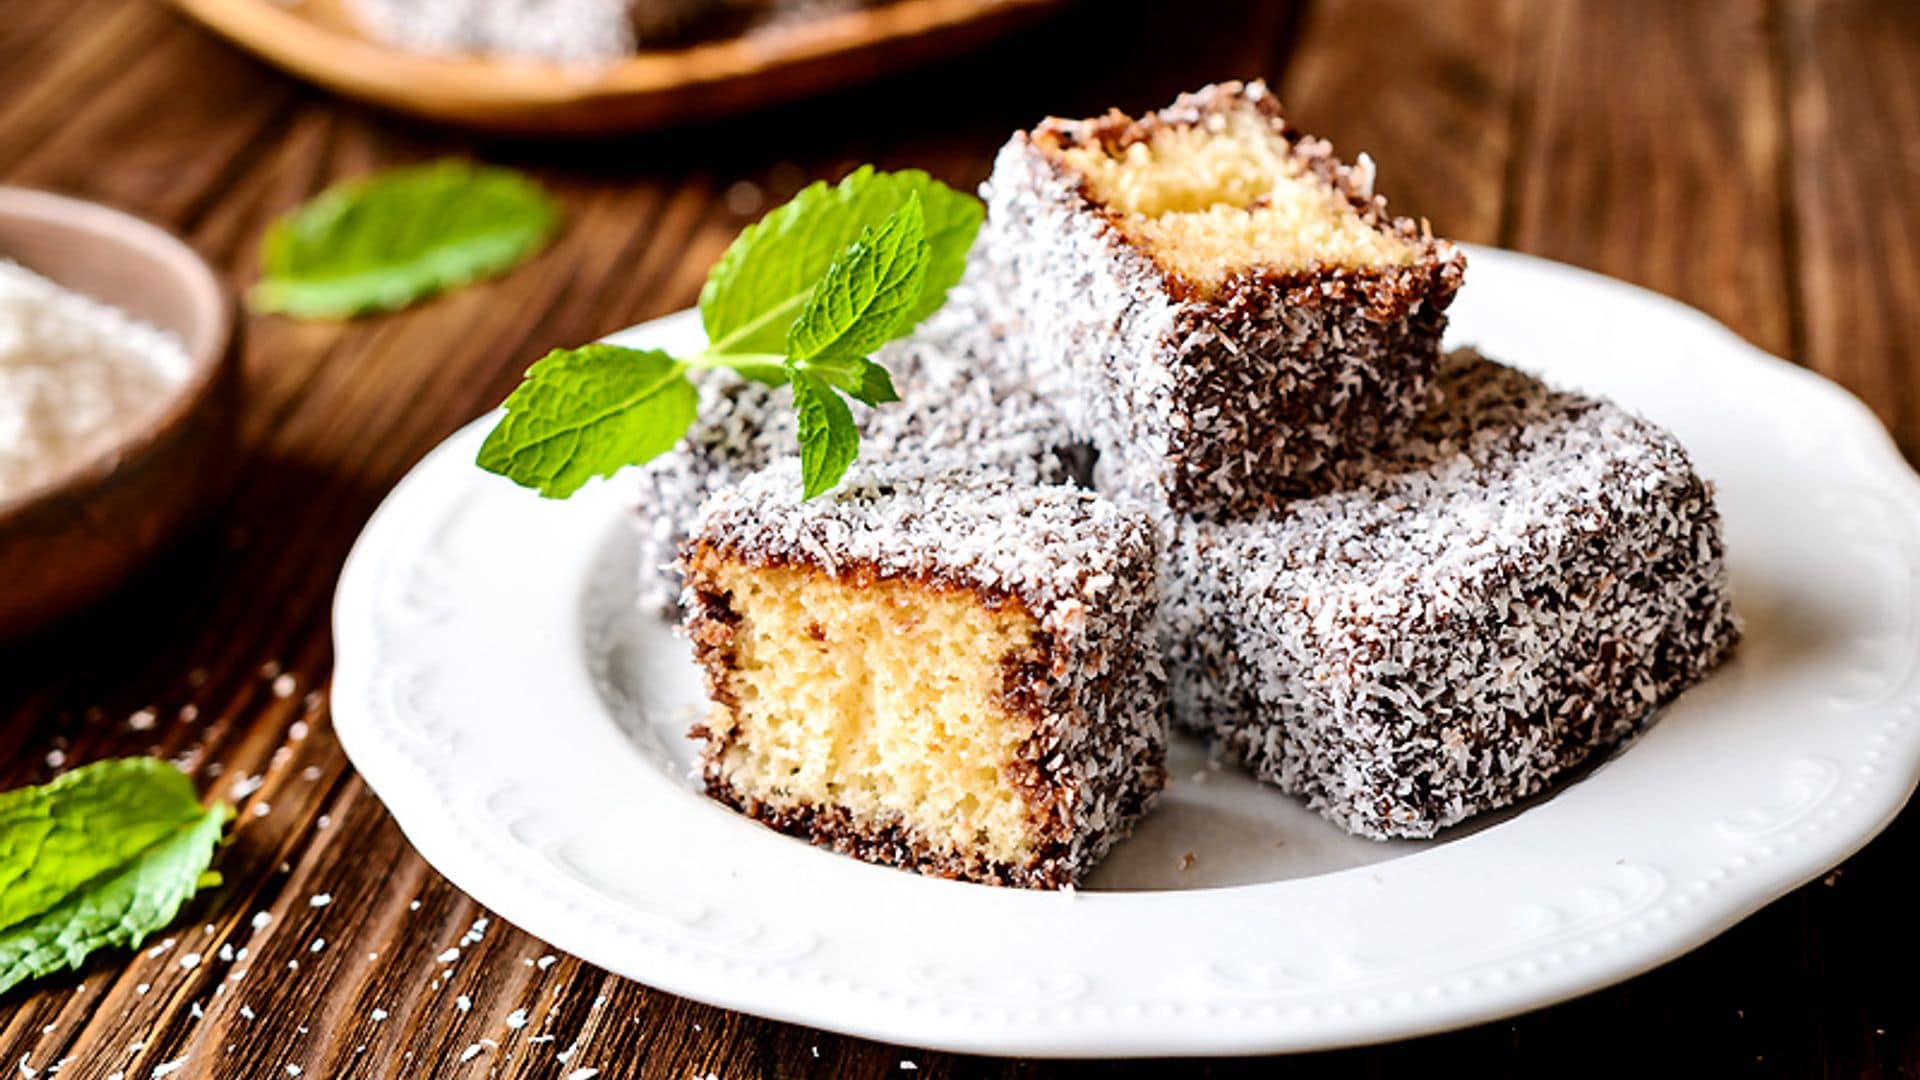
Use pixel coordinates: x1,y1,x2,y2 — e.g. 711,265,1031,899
701,558,1044,867
1054,107,1414,288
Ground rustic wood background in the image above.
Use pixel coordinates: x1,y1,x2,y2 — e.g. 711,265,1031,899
4,0,1918,1074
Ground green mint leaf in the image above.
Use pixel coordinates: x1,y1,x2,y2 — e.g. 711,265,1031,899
699,167,981,356
477,344,697,499
251,161,561,319
853,362,900,406
792,356,899,406
790,370,859,500
0,760,230,995
0,759,212,934
786,197,930,364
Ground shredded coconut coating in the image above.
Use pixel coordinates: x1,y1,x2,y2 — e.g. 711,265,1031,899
979,79,1467,518
682,461,1169,887
1152,349,1739,839
632,280,1089,614
345,0,718,61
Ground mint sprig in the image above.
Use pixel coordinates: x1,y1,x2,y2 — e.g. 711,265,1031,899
477,168,981,500
0,759,231,995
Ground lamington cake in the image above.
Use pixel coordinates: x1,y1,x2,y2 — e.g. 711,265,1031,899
634,284,1089,614
681,462,1167,889
1157,349,1738,839
981,79,1466,517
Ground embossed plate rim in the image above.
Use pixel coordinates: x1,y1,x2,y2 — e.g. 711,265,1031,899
333,245,1920,1056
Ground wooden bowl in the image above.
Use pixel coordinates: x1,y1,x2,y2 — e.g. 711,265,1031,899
170,0,1064,136
0,188,239,641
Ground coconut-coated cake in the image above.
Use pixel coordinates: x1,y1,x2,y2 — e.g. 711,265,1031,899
1155,349,1739,839
681,462,1167,889
980,79,1466,518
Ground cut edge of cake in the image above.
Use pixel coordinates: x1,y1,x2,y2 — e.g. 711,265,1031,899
679,463,1168,889
1020,79,1463,309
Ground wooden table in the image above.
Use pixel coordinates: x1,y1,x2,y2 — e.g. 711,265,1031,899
3,0,1916,1074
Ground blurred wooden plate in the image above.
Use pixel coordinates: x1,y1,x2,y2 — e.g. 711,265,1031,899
170,0,1064,135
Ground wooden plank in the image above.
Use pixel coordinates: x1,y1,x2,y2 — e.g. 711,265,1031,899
5,0,1913,1074
1781,0,1920,457
1505,0,1795,356
1278,0,1525,244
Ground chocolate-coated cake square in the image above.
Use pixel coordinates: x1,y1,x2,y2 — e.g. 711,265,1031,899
981,80,1466,517
681,463,1167,888
1157,349,1738,838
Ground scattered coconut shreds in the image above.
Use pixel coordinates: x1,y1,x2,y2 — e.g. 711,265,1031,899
44,749,65,769
317,815,332,830
240,1006,256,1020
556,1042,578,1065
506,1009,529,1030
456,995,472,1013
408,899,421,912
437,948,460,965
901,1062,919,1071
251,912,271,931
301,766,323,781
272,674,297,699
147,938,176,958
19,1052,38,1079
251,803,271,818
218,945,234,963
150,1059,188,1078
289,720,309,740
565,1070,600,1080
371,1008,388,1022
128,709,156,731
231,775,265,799
189,1002,203,1021
260,660,281,679
309,939,326,953
285,1067,302,1077
308,893,332,908
536,955,557,971
136,984,151,996
179,952,201,970
303,691,324,712
179,704,199,722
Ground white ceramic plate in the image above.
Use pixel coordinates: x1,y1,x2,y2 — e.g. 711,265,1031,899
332,246,1920,1057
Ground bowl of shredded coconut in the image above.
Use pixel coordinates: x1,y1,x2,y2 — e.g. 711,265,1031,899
0,187,237,639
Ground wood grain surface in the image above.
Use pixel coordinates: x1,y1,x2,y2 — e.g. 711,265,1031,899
3,0,1918,1074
